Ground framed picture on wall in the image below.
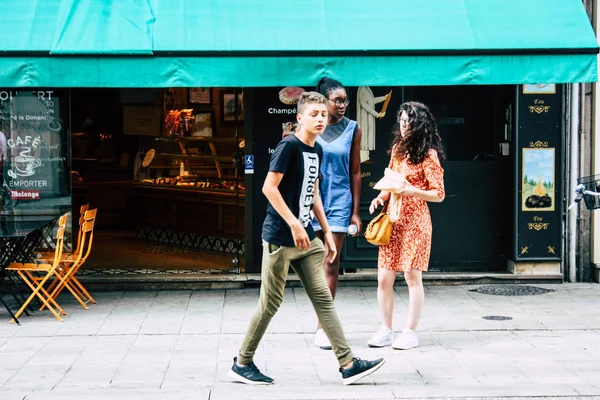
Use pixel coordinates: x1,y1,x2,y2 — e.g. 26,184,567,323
522,147,555,212
189,88,211,104
192,111,214,137
221,91,244,123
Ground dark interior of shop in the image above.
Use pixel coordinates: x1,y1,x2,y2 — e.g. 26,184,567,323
69,88,245,274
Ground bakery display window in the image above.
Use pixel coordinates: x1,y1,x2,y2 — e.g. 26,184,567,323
70,88,246,274
134,136,244,194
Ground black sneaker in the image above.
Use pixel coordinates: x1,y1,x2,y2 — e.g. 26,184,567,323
339,357,385,385
228,357,274,385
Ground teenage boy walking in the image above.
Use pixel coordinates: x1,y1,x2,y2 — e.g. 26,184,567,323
229,91,385,386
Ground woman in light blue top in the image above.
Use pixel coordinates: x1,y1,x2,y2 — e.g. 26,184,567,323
312,78,363,349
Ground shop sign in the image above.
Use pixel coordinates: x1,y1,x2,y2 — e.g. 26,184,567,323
10,190,41,200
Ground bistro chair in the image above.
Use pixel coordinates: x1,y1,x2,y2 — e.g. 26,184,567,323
36,204,89,263
39,205,92,299
6,213,69,322
41,208,98,311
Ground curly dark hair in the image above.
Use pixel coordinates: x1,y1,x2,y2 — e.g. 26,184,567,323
390,101,446,164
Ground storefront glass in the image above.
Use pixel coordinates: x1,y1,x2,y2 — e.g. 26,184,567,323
0,89,71,217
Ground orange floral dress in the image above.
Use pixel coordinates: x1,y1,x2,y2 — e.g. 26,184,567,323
378,149,445,272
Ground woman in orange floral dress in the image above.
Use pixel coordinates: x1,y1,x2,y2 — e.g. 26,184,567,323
367,101,445,350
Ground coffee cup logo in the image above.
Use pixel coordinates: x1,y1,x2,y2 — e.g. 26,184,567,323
13,154,42,176
4,134,44,179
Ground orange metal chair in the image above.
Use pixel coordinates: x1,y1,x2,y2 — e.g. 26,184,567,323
37,204,89,263
6,213,69,322
42,208,98,310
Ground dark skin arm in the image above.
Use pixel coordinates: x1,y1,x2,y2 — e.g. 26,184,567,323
349,126,363,234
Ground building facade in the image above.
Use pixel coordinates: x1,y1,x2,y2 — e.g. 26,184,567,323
0,0,598,282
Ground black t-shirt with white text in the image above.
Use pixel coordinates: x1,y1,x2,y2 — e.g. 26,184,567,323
262,135,323,246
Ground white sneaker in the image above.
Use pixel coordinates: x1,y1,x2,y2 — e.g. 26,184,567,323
392,328,419,350
367,326,394,348
314,328,332,350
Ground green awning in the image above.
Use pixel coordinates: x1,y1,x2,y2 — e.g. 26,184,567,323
0,0,597,87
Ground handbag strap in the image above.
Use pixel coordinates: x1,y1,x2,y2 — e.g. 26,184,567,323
382,200,390,214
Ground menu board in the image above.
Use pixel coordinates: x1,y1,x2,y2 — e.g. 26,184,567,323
0,89,71,216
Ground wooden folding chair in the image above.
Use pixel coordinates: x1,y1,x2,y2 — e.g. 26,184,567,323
42,208,98,311
6,213,69,322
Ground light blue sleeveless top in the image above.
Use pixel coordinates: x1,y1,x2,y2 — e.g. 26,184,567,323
312,118,357,233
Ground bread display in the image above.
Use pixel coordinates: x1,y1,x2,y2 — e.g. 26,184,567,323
141,176,244,191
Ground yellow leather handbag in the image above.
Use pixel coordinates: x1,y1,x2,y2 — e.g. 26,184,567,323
364,203,393,246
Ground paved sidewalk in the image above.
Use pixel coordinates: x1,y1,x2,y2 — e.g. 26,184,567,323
1,283,600,399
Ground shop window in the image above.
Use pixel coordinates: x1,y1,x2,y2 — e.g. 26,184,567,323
0,89,71,216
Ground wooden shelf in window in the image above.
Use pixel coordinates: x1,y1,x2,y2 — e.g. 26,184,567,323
155,136,242,144
159,153,233,162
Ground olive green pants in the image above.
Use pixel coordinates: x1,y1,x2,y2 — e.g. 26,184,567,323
238,238,354,367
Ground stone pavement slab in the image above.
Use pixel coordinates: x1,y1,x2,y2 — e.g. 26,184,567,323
1,283,600,399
